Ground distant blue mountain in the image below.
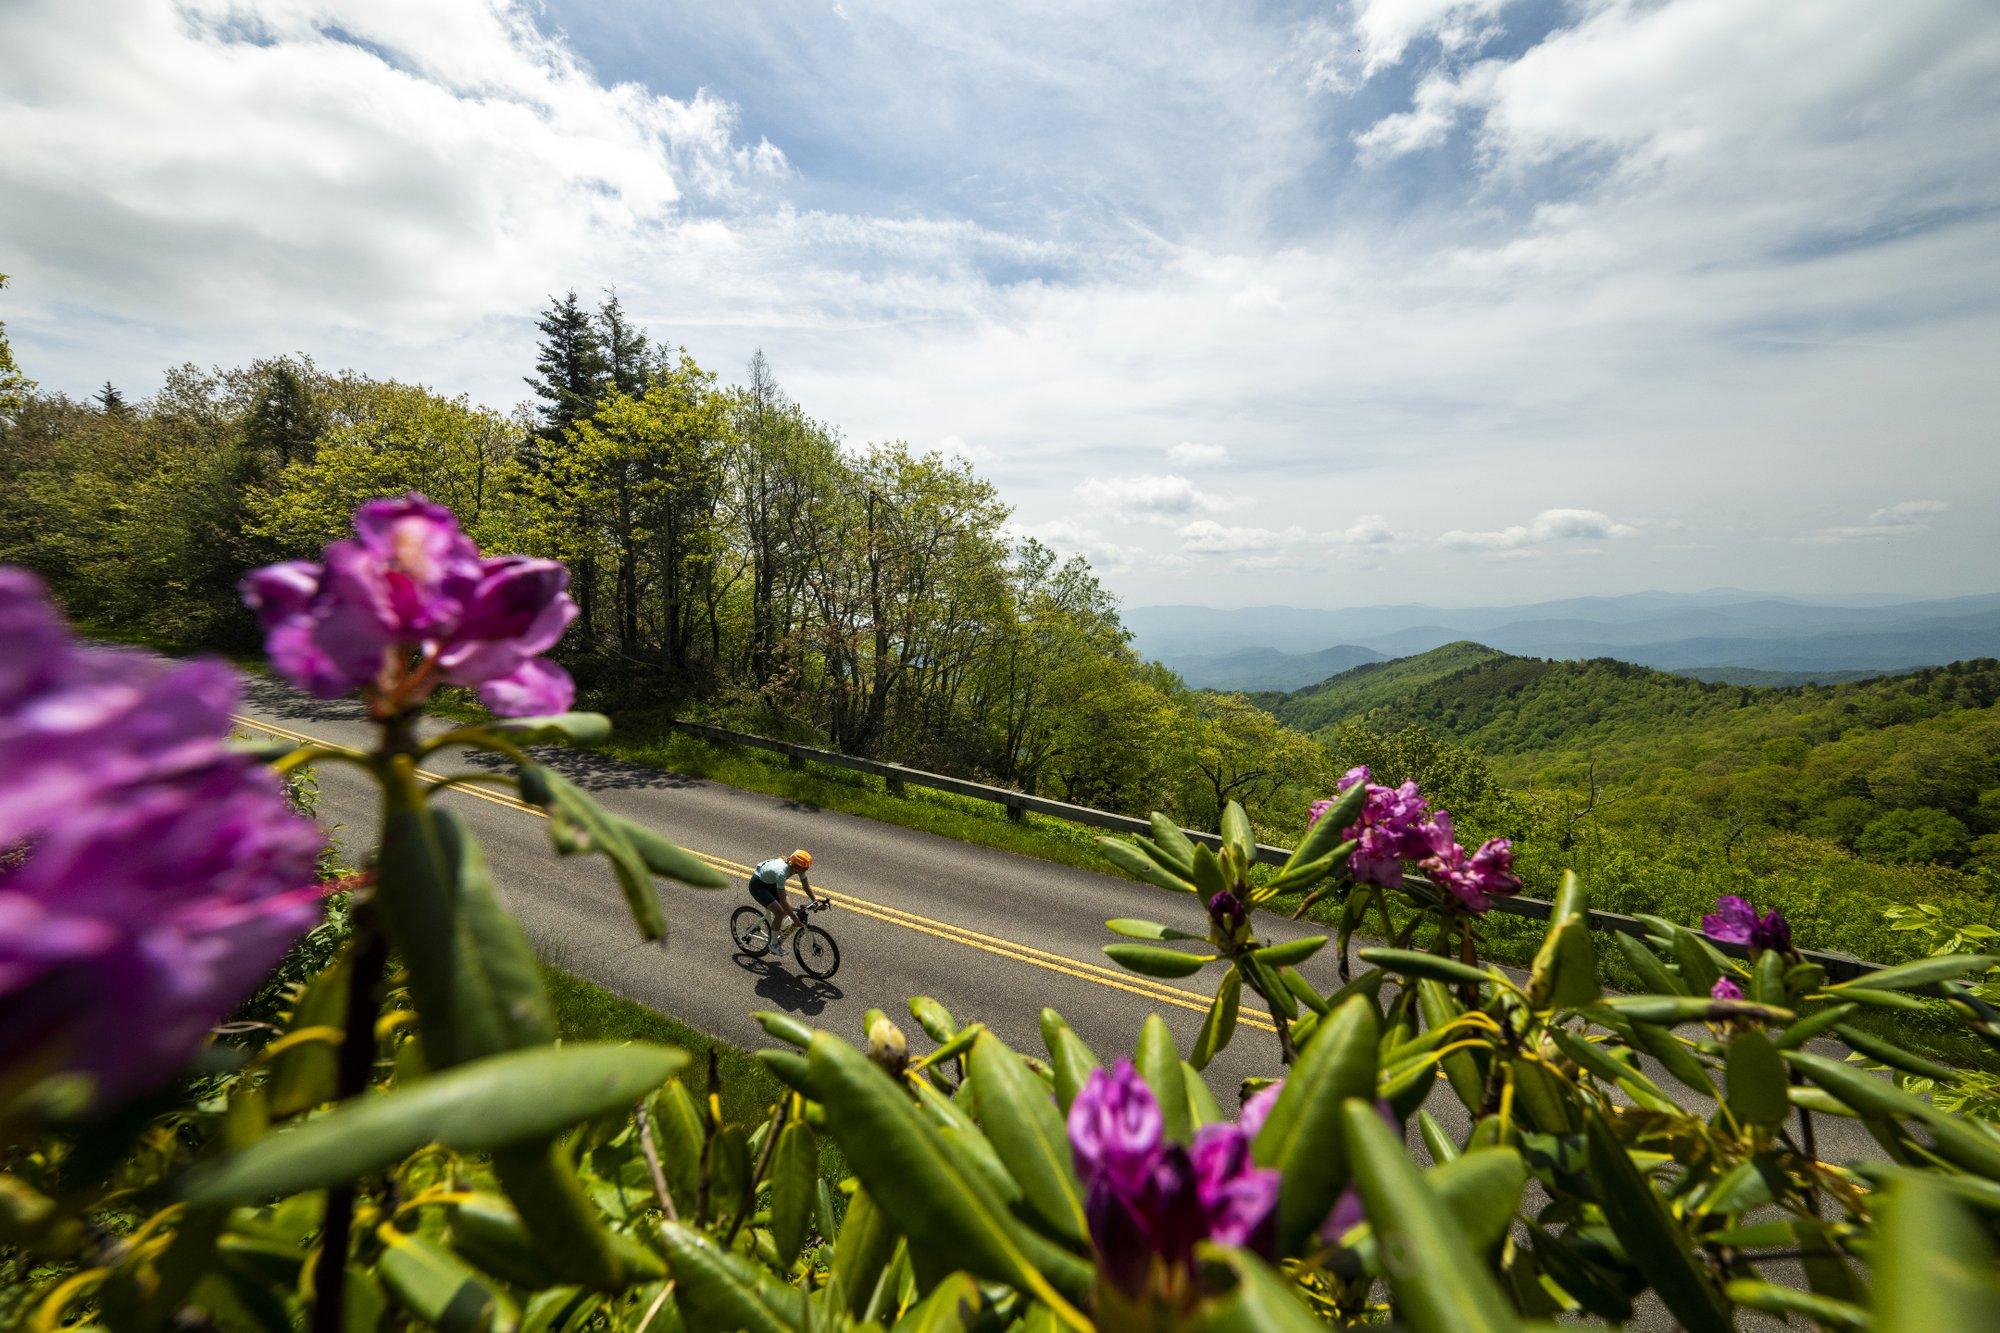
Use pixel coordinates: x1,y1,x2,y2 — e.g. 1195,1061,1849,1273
1131,592,2000,689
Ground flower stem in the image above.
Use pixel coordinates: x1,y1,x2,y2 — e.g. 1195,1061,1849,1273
309,913,387,1333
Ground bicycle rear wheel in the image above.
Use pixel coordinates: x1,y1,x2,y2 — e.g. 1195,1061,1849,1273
793,924,840,980
731,905,773,956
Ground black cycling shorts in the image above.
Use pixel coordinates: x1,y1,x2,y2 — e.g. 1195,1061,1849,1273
748,876,783,908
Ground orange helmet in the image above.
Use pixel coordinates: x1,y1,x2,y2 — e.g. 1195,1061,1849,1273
787,849,813,871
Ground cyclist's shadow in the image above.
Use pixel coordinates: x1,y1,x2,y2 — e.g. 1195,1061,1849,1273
731,953,843,1016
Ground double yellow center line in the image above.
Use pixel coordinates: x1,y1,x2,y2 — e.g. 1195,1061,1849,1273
230,713,1277,1033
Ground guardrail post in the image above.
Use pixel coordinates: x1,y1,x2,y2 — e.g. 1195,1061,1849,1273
885,774,907,797
1006,800,1025,823
787,753,804,771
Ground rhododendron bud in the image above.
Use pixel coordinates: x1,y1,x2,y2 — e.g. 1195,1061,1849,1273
1710,976,1744,1001
1206,889,1247,940
1069,1060,1162,1194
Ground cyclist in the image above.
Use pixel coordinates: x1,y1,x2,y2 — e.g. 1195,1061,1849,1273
749,849,824,954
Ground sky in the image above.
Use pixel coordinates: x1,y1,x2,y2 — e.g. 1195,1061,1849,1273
3,0,1998,607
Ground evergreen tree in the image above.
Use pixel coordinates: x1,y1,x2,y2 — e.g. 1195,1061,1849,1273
597,291,651,398
96,381,127,415
243,361,323,472
524,291,607,448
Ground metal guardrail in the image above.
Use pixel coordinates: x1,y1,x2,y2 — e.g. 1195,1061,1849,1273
671,718,1880,981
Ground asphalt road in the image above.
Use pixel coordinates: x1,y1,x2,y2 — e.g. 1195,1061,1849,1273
231,677,1881,1168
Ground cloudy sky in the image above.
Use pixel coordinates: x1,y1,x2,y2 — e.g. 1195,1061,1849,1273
4,1,1998,606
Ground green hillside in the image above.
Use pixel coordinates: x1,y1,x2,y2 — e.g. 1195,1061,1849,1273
1260,642,2000,879
1267,640,1505,733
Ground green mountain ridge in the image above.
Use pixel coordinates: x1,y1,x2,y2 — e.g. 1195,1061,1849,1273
1253,640,2000,876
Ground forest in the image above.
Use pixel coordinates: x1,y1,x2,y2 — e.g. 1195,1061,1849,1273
1,287,1992,972
0,291,1330,832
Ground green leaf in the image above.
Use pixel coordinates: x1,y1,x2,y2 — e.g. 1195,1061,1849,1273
1724,1029,1789,1128
1668,927,1722,996
1190,967,1243,1071
1263,842,1355,893
1185,1062,1225,1129
1416,981,1486,1112
1600,994,1793,1025
1253,996,1380,1254
1103,943,1215,978
1550,869,1587,925
1105,918,1201,941
1546,1028,1675,1113
1833,1023,1958,1082
265,949,351,1118
1282,783,1366,874
1149,813,1200,873
769,1122,818,1265
755,1010,817,1049
183,1043,686,1206
490,711,612,746
1527,914,1600,1012
1725,1279,1867,1330
1428,1148,1527,1252
1190,843,1227,897
1831,986,1933,1012
1774,1001,1859,1049
1221,801,1256,864
1341,1100,1521,1333
1787,1051,2000,1179
967,1032,1086,1244
1612,932,1688,996
1137,1014,1193,1144
1190,1247,1327,1331
1833,954,2000,993
1873,1173,2000,1332
806,1033,1091,1321
892,1271,984,1332
533,772,671,937
373,804,557,1067
651,1080,704,1216
831,1187,898,1318
1417,1109,1459,1164
616,818,729,889
1359,947,1491,989
1097,836,1197,893
1582,1108,1732,1331
908,996,959,1044
1040,1009,1100,1113
447,1194,562,1289
658,1220,803,1333
1251,935,1328,968
378,1230,521,1333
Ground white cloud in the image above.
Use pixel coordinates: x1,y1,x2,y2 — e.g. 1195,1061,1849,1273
1440,508,1637,550
1179,520,1308,555
1017,518,1151,574
1807,499,1950,543
1346,0,1514,76
1166,441,1230,467
0,0,792,333
1340,514,1398,545
1075,473,1233,519
1,0,1995,605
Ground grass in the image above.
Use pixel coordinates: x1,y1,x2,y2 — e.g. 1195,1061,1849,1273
431,693,1125,876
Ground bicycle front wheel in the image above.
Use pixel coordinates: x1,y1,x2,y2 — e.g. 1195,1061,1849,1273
793,924,840,980
731,905,773,956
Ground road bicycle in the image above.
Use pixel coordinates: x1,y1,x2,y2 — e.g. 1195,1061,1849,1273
730,897,841,980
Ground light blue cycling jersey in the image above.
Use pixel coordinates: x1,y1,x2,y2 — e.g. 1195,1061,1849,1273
752,858,791,886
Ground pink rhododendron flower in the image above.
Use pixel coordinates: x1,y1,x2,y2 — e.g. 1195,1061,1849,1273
240,495,578,716
1,569,324,1110
1068,1062,1281,1296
